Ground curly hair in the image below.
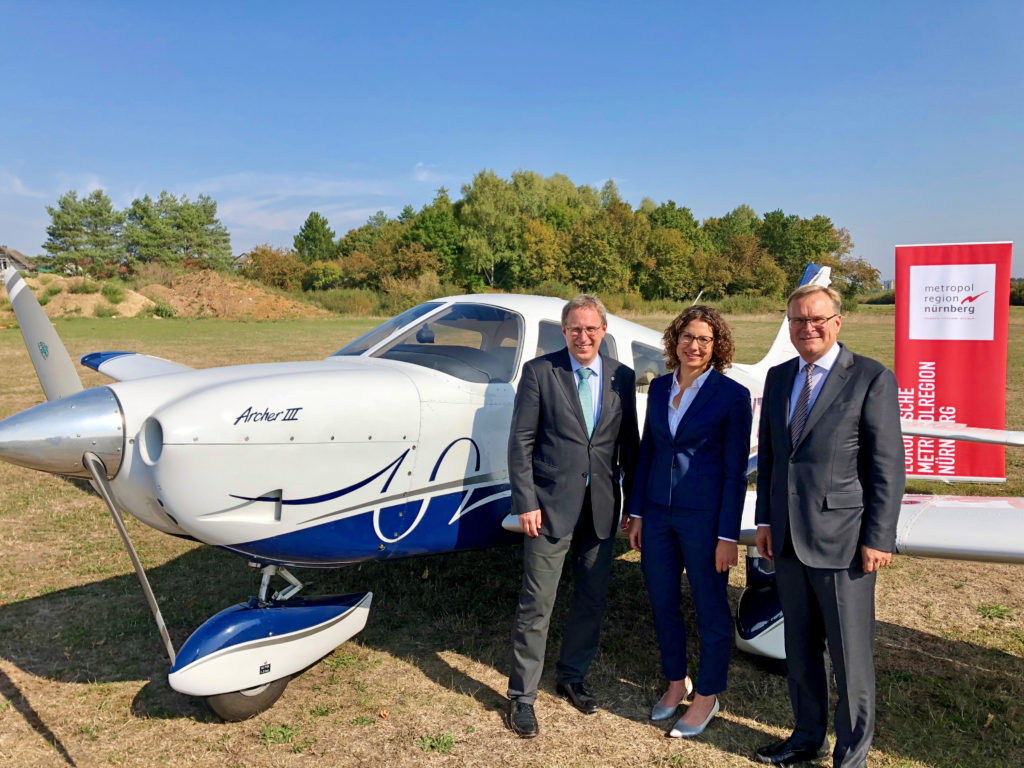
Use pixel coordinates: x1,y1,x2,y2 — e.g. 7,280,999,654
662,305,735,373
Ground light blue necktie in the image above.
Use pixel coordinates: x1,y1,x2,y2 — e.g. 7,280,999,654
577,367,595,437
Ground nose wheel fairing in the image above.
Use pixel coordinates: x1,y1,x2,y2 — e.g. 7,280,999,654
169,592,372,697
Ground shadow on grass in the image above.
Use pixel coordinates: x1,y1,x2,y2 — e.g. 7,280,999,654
0,540,1020,766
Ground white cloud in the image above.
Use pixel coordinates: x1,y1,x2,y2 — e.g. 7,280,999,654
0,170,47,198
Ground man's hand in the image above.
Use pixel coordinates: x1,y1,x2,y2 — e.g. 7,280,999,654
861,545,892,573
715,539,738,572
626,517,642,551
519,509,542,538
755,526,773,560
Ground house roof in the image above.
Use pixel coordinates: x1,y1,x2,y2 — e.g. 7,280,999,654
0,246,32,271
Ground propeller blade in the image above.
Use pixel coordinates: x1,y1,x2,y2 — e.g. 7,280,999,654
3,267,83,401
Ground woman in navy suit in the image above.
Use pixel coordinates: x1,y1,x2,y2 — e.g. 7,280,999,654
625,305,751,738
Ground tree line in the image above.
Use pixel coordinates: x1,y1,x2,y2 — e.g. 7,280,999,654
249,170,879,300
37,170,880,300
39,189,233,277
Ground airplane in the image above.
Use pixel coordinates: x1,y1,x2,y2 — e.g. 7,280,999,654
1,263,1022,721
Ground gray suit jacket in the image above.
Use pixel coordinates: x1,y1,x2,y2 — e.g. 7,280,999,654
508,348,639,540
754,344,905,568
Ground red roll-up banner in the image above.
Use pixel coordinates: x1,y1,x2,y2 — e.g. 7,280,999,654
895,242,1013,481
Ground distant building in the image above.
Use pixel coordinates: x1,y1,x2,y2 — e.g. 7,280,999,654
0,245,32,273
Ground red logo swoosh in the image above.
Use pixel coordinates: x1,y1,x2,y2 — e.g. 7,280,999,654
961,291,988,304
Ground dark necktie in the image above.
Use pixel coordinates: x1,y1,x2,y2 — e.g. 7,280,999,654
790,363,815,445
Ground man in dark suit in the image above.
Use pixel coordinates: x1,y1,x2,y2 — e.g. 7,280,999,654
754,285,905,767
506,294,639,738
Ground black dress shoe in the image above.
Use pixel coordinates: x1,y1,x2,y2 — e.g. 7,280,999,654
754,737,830,765
556,681,599,715
508,700,539,738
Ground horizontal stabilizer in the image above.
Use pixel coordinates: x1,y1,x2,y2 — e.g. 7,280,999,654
900,418,1024,447
81,351,193,381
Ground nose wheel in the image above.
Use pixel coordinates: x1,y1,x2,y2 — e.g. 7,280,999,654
206,677,291,721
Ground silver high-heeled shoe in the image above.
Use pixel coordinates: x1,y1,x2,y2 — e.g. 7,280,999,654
650,677,694,721
667,696,719,738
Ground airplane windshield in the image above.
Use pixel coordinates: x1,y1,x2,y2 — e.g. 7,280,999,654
332,302,443,357
370,303,523,383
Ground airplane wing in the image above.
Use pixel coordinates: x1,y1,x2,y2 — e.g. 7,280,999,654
900,418,1024,447
80,351,194,381
733,491,1024,564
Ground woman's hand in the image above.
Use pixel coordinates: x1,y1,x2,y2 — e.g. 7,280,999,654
626,517,642,552
715,539,738,573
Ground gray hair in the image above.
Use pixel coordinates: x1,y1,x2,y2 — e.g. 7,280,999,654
561,294,608,327
787,284,842,315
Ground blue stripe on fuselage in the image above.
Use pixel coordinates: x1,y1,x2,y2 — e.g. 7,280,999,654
224,483,516,567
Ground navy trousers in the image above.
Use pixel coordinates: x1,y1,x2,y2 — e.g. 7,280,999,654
640,502,731,695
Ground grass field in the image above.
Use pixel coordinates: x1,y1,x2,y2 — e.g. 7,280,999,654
0,310,1021,767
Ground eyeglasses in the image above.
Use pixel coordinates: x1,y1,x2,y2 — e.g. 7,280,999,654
566,326,604,337
679,333,714,348
788,314,839,328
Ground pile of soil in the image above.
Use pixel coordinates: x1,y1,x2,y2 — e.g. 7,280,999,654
136,271,332,320
1,271,331,321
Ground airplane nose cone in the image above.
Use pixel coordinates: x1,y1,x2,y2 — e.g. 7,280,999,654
0,387,125,478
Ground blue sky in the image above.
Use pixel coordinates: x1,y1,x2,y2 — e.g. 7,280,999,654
2,1,1021,278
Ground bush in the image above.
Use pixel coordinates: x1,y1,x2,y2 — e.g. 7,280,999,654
37,274,53,285
94,301,118,318
714,294,781,315
861,290,894,305
239,244,307,291
68,279,101,294
45,283,63,297
1009,282,1024,306
101,282,125,304
533,280,577,300
153,301,176,318
37,294,50,306
310,288,380,316
302,261,345,292
128,262,181,290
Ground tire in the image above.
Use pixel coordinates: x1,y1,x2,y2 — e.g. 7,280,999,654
206,677,290,722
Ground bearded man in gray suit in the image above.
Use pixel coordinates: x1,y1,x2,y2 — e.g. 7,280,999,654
753,284,905,767
505,294,638,738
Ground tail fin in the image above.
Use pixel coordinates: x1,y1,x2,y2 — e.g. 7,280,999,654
3,268,83,401
749,263,833,374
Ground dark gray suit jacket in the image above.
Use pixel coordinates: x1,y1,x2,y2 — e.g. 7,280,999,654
754,344,905,568
508,348,639,540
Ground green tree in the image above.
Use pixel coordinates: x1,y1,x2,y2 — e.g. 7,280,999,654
403,189,465,281
239,244,307,290
123,191,232,271
43,190,125,277
457,170,522,287
293,212,337,264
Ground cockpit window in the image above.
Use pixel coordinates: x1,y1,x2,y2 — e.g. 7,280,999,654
632,341,667,392
371,304,523,383
333,302,442,357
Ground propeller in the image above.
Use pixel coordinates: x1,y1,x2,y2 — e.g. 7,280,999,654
3,267,84,401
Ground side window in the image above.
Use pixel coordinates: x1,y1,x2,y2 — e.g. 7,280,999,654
632,342,667,393
535,321,617,360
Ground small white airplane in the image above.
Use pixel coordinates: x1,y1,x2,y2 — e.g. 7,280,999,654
1,264,1022,720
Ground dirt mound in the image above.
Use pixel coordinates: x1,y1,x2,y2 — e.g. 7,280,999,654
0,271,331,321
0,275,155,319
137,271,332,319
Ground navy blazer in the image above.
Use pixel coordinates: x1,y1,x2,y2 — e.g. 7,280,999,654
628,369,752,540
